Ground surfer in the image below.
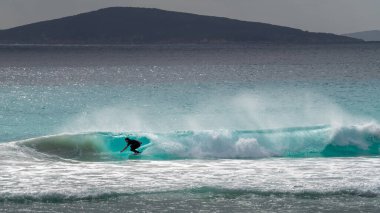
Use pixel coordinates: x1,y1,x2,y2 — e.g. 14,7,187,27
120,137,142,154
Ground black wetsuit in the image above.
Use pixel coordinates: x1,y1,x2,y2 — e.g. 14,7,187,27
128,139,142,153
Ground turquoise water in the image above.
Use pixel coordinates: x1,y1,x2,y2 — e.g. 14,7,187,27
1,44,380,212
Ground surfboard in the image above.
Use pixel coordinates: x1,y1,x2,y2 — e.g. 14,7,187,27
122,143,151,155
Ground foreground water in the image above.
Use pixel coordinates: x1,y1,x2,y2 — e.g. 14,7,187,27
1,44,380,212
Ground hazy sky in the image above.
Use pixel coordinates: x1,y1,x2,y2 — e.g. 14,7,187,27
0,0,379,34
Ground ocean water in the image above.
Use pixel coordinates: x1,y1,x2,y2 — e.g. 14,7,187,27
1,44,380,212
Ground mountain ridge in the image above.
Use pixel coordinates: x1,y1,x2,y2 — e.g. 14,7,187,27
0,7,362,44
343,30,380,42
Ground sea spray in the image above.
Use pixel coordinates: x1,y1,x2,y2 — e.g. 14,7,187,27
58,91,362,134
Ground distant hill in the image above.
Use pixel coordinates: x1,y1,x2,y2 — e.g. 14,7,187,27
343,30,380,41
0,7,361,44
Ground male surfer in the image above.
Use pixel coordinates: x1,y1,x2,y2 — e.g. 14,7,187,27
120,137,142,154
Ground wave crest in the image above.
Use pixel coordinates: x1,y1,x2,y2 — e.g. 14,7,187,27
13,123,380,161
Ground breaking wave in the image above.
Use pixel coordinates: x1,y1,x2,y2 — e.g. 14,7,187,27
11,122,380,161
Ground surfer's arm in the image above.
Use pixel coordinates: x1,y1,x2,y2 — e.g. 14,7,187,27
120,144,129,153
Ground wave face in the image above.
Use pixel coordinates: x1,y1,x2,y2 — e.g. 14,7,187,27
16,123,380,161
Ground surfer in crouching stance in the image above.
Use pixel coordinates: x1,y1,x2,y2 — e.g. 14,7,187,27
120,137,142,154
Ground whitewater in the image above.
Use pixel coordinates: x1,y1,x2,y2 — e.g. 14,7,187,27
1,44,380,212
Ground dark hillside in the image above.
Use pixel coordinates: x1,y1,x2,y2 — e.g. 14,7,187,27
0,7,361,44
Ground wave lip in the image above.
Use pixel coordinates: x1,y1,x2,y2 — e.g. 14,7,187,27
323,123,380,156
14,123,380,161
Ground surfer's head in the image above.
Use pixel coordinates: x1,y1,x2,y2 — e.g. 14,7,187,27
125,137,130,142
